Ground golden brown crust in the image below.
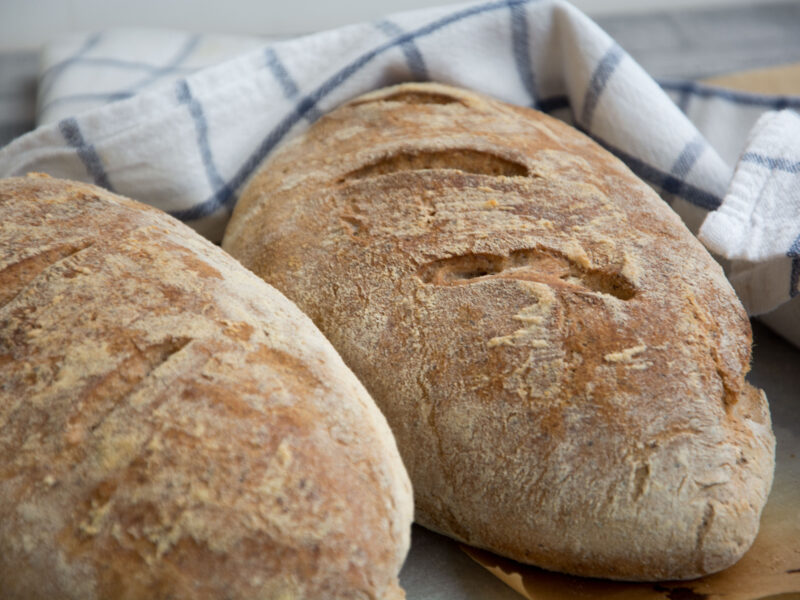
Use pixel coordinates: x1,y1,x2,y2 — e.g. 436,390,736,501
223,82,776,581
0,175,413,599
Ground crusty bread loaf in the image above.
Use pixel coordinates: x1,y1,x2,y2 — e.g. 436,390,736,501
0,174,413,600
222,82,776,581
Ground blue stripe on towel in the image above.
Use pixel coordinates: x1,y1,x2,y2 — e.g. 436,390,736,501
670,134,706,178
741,152,800,174
121,35,201,95
58,117,114,191
509,1,539,108
586,129,722,211
581,43,624,129
376,19,429,81
39,37,201,116
788,235,800,298
264,47,300,98
39,33,103,100
659,80,800,110
265,47,323,122
176,80,229,196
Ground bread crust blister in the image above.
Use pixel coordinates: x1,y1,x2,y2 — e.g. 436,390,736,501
224,82,776,581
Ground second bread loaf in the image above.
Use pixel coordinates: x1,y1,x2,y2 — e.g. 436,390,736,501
223,82,775,582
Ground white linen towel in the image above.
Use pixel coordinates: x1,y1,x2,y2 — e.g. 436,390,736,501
2,0,799,344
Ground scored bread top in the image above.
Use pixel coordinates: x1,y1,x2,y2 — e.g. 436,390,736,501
224,82,775,581
0,175,412,600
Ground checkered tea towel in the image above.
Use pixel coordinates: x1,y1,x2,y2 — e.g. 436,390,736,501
1,0,799,343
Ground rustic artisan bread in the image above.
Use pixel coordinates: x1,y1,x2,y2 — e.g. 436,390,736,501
0,174,412,600
222,82,776,581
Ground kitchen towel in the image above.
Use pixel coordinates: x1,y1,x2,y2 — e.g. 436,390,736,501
1,0,799,337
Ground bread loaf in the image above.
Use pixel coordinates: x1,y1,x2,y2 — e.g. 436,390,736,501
0,175,413,599
222,82,776,581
